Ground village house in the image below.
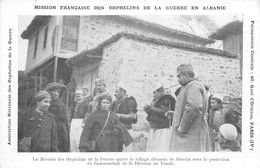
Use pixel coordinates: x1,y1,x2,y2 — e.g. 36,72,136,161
209,20,243,77
21,15,242,151
66,31,241,131
21,15,215,105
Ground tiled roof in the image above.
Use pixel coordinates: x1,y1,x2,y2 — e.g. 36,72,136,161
21,16,51,39
66,32,237,67
21,15,215,45
209,21,243,40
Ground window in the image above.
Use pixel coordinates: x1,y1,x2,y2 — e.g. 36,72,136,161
43,26,48,49
61,16,80,51
33,35,39,59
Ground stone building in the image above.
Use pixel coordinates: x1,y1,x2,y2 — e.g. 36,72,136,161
66,32,241,127
209,20,243,77
21,15,214,96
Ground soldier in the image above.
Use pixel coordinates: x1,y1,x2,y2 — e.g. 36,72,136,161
110,82,138,152
45,82,70,152
169,64,211,152
144,83,175,152
88,79,113,113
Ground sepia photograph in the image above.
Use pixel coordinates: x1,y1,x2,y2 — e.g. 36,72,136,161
17,15,243,153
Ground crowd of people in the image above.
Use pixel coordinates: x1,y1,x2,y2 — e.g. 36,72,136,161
18,63,241,152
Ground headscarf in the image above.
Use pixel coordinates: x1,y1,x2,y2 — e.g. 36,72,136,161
44,82,65,92
96,94,113,111
34,90,51,102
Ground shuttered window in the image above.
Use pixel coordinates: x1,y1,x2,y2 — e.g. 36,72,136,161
61,16,80,51
33,35,39,59
43,26,48,49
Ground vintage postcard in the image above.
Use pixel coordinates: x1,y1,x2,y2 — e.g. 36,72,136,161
0,0,259,167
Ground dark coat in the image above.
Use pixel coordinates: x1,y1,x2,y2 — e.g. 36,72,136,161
79,110,132,152
72,96,93,120
20,110,58,152
145,94,175,129
110,96,138,129
48,100,69,152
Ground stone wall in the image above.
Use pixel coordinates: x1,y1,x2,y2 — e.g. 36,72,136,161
77,16,205,53
97,37,241,130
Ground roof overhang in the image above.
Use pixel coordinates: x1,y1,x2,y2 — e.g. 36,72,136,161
209,21,243,40
21,16,51,39
66,47,102,67
67,32,237,68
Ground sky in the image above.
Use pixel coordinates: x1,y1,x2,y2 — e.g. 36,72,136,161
18,15,242,71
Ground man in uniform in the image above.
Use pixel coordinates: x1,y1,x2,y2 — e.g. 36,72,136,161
169,64,211,152
88,79,112,113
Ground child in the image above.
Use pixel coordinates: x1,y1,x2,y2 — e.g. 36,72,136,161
216,123,241,152
208,94,226,151
224,109,242,146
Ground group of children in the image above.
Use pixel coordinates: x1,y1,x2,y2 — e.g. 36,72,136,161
208,93,241,152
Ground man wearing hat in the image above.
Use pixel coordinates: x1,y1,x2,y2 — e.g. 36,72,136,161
144,83,175,152
169,64,210,152
110,82,138,152
88,78,112,113
45,82,70,152
70,89,93,152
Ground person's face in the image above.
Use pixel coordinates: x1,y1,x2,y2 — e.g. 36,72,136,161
115,87,124,100
153,90,163,99
177,72,188,86
75,93,83,102
100,99,111,111
50,89,60,100
210,99,220,110
37,97,51,112
96,83,105,93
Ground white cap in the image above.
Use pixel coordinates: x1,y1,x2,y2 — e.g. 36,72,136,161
151,83,163,92
75,89,83,94
211,94,223,102
117,82,128,91
219,124,238,141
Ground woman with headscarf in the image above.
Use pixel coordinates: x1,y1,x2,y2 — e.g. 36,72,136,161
18,91,58,152
79,95,132,152
88,79,113,113
45,82,70,152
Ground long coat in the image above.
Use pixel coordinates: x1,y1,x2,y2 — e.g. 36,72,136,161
20,110,59,152
48,100,70,152
170,79,211,152
79,110,132,152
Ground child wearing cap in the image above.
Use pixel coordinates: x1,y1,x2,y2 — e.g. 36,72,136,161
216,123,241,152
208,93,226,151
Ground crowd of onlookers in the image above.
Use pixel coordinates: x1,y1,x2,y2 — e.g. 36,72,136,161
18,63,241,152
